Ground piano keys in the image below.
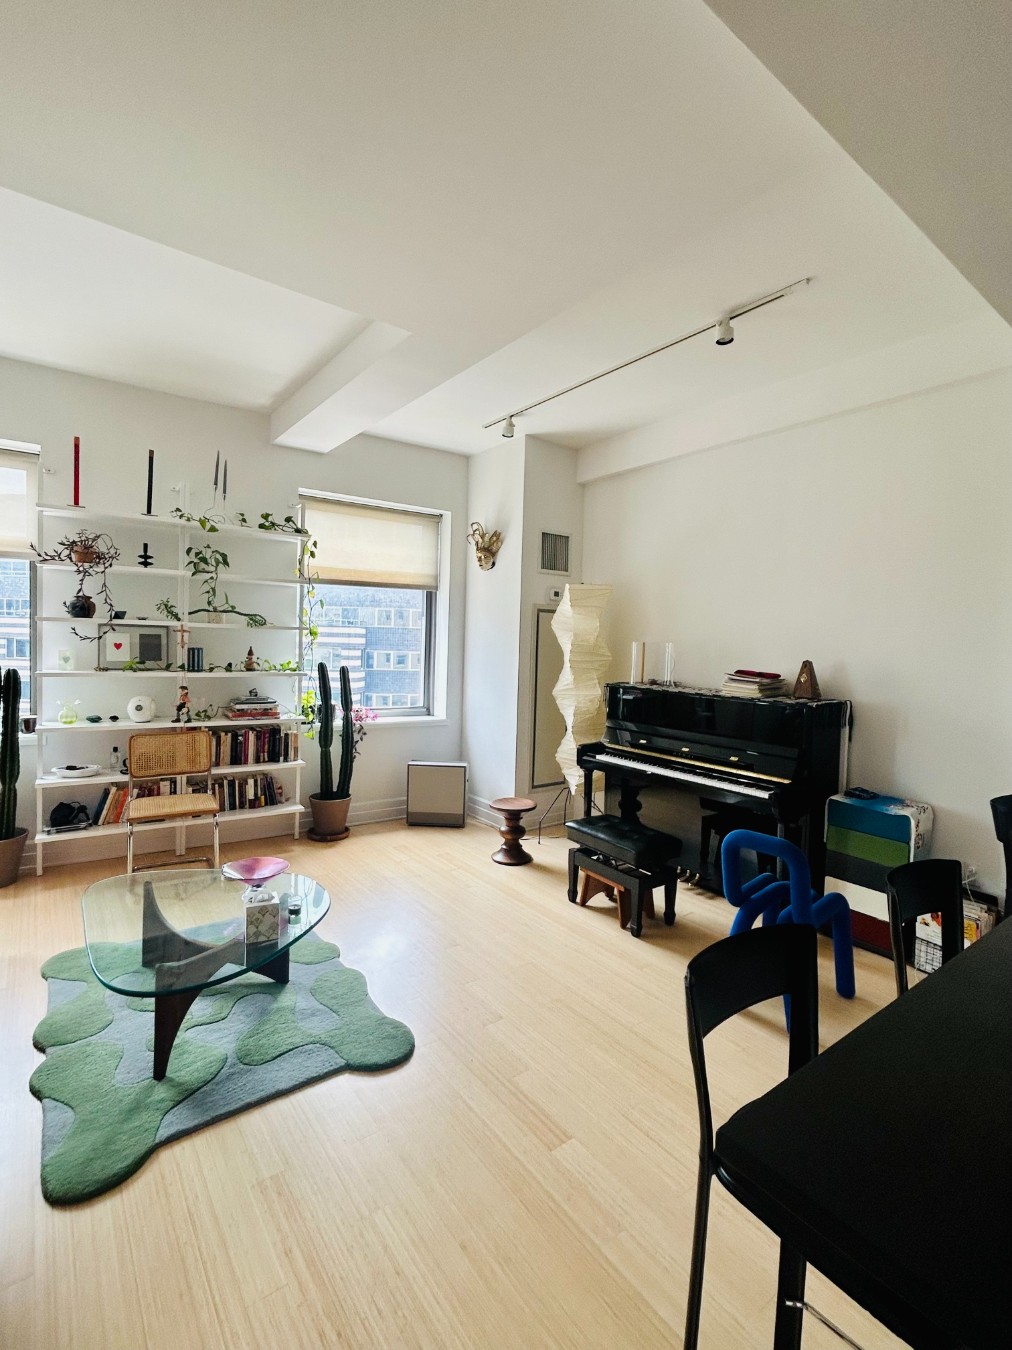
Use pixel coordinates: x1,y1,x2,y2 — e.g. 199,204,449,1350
578,683,851,890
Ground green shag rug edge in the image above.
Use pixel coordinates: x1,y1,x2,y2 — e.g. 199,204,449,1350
30,934,414,1205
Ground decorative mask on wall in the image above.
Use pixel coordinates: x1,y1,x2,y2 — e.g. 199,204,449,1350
466,521,504,571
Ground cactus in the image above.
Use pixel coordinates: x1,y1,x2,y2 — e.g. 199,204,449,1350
316,662,334,799
0,667,21,840
315,662,355,801
336,664,354,800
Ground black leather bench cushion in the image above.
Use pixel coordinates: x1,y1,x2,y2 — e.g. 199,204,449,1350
565,814,681,868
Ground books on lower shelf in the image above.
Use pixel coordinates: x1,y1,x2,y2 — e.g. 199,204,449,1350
213,775,285,812
721,669,787,698
86,775,287,827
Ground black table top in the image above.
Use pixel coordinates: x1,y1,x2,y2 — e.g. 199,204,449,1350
716,919,1012,1350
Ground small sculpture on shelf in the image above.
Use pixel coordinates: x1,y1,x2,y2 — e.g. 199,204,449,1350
244,646,256,671
172,684,192,724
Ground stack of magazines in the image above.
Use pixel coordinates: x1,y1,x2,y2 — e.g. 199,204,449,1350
225,695,280,720
721,669,786,698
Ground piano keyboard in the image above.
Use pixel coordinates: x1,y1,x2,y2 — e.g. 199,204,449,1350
592,752,776,801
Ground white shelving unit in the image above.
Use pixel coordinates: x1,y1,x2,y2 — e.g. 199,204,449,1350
33,505,309,874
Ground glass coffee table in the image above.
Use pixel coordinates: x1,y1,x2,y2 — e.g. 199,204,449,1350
81,869,330,1079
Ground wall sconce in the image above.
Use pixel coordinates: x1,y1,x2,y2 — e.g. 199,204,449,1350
467,521,503,571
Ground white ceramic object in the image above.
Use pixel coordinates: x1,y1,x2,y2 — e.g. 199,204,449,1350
53,764,101,779
126,695,156,723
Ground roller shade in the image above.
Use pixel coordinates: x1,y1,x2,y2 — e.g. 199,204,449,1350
301,496,440,588
0,448,38,553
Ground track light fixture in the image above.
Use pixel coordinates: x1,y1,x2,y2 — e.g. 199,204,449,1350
483,277,810,435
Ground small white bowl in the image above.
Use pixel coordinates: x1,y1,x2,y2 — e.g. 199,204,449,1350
53,764,101,779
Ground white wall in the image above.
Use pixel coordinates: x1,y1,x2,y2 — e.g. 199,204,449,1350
582,367,1012,894
461,441,525,816
0,355,468,864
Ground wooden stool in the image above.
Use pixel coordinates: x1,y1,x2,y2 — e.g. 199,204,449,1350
490,796,537,865
567,845,676,937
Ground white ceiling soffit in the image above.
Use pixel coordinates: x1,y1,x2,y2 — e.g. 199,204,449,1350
702,0,1012,327
374,153,990,454
0,0,839,449
0,186,370,410
0,1,1004,455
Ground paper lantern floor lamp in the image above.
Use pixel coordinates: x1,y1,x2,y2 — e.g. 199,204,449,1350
551,584,612,794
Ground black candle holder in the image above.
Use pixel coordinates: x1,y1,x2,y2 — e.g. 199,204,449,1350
137,543,154,569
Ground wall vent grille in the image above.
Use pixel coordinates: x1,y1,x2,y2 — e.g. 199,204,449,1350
540,532,570,574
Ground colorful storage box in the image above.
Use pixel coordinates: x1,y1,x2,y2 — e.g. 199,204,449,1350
825,793,933,952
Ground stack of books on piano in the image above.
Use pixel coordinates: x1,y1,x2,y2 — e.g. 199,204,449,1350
224,695,280,720
721,669,787,698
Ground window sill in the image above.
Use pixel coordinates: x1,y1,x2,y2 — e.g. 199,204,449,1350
368,716,448,729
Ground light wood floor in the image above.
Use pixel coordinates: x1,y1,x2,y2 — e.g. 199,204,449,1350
1,822,907,1350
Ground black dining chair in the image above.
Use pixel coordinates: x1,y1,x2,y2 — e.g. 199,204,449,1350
683,924,819,1350
991,795,1012,918
885,859,963,998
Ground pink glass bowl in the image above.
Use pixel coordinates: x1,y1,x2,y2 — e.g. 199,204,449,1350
221,856,290,885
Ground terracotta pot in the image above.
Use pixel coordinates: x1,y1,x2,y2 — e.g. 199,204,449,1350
308,795,351,842
71,545,98,565
0,828,28,888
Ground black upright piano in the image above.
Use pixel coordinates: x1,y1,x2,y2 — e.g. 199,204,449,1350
577,683,852,892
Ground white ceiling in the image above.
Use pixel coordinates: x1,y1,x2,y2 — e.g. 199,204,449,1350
0,0,1005,457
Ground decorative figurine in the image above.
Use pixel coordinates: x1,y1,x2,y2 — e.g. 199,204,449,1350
244,646,256,671
137,542,154,568
172,684,192,724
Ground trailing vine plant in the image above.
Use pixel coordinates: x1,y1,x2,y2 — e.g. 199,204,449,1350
184,545,266,627
31,530,121,642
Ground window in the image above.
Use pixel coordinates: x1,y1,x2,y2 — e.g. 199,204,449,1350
0,446,38,714
301,493,440,716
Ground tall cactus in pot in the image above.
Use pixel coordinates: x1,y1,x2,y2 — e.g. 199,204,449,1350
335,663,354,800
316,661,335,799
0,664,26,886
0,667,20,840
309,662,357,842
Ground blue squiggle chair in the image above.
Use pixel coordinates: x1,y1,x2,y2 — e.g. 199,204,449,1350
721,828,855,1001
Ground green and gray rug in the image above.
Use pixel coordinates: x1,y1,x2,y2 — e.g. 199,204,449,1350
31,933,414,1205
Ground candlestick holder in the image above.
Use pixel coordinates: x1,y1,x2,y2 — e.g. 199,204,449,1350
137,543,154,569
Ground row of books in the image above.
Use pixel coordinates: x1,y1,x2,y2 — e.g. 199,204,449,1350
93,780,191,826
212,775,286,812
211,727,298,767
721,668,787,698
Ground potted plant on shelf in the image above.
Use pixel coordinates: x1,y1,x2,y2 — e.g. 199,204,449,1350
308,663,376,841
0,668,27,886
184,545,265,627
31,530,120,631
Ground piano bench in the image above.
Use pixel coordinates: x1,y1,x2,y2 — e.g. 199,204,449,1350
565,814,683,870
565,816,682,939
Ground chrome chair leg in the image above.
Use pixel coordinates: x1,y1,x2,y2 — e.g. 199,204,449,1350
212,815,220,870
127,822,134,875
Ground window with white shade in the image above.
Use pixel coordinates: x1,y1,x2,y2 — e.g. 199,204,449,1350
0,444,39,712
301,494,441,716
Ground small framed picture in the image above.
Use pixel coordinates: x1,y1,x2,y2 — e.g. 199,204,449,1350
103,625,169,669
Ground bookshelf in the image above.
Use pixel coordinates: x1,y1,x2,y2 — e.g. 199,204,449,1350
33,505,309,874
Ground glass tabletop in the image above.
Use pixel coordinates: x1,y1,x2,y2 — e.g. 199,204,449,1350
81,869,331,997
